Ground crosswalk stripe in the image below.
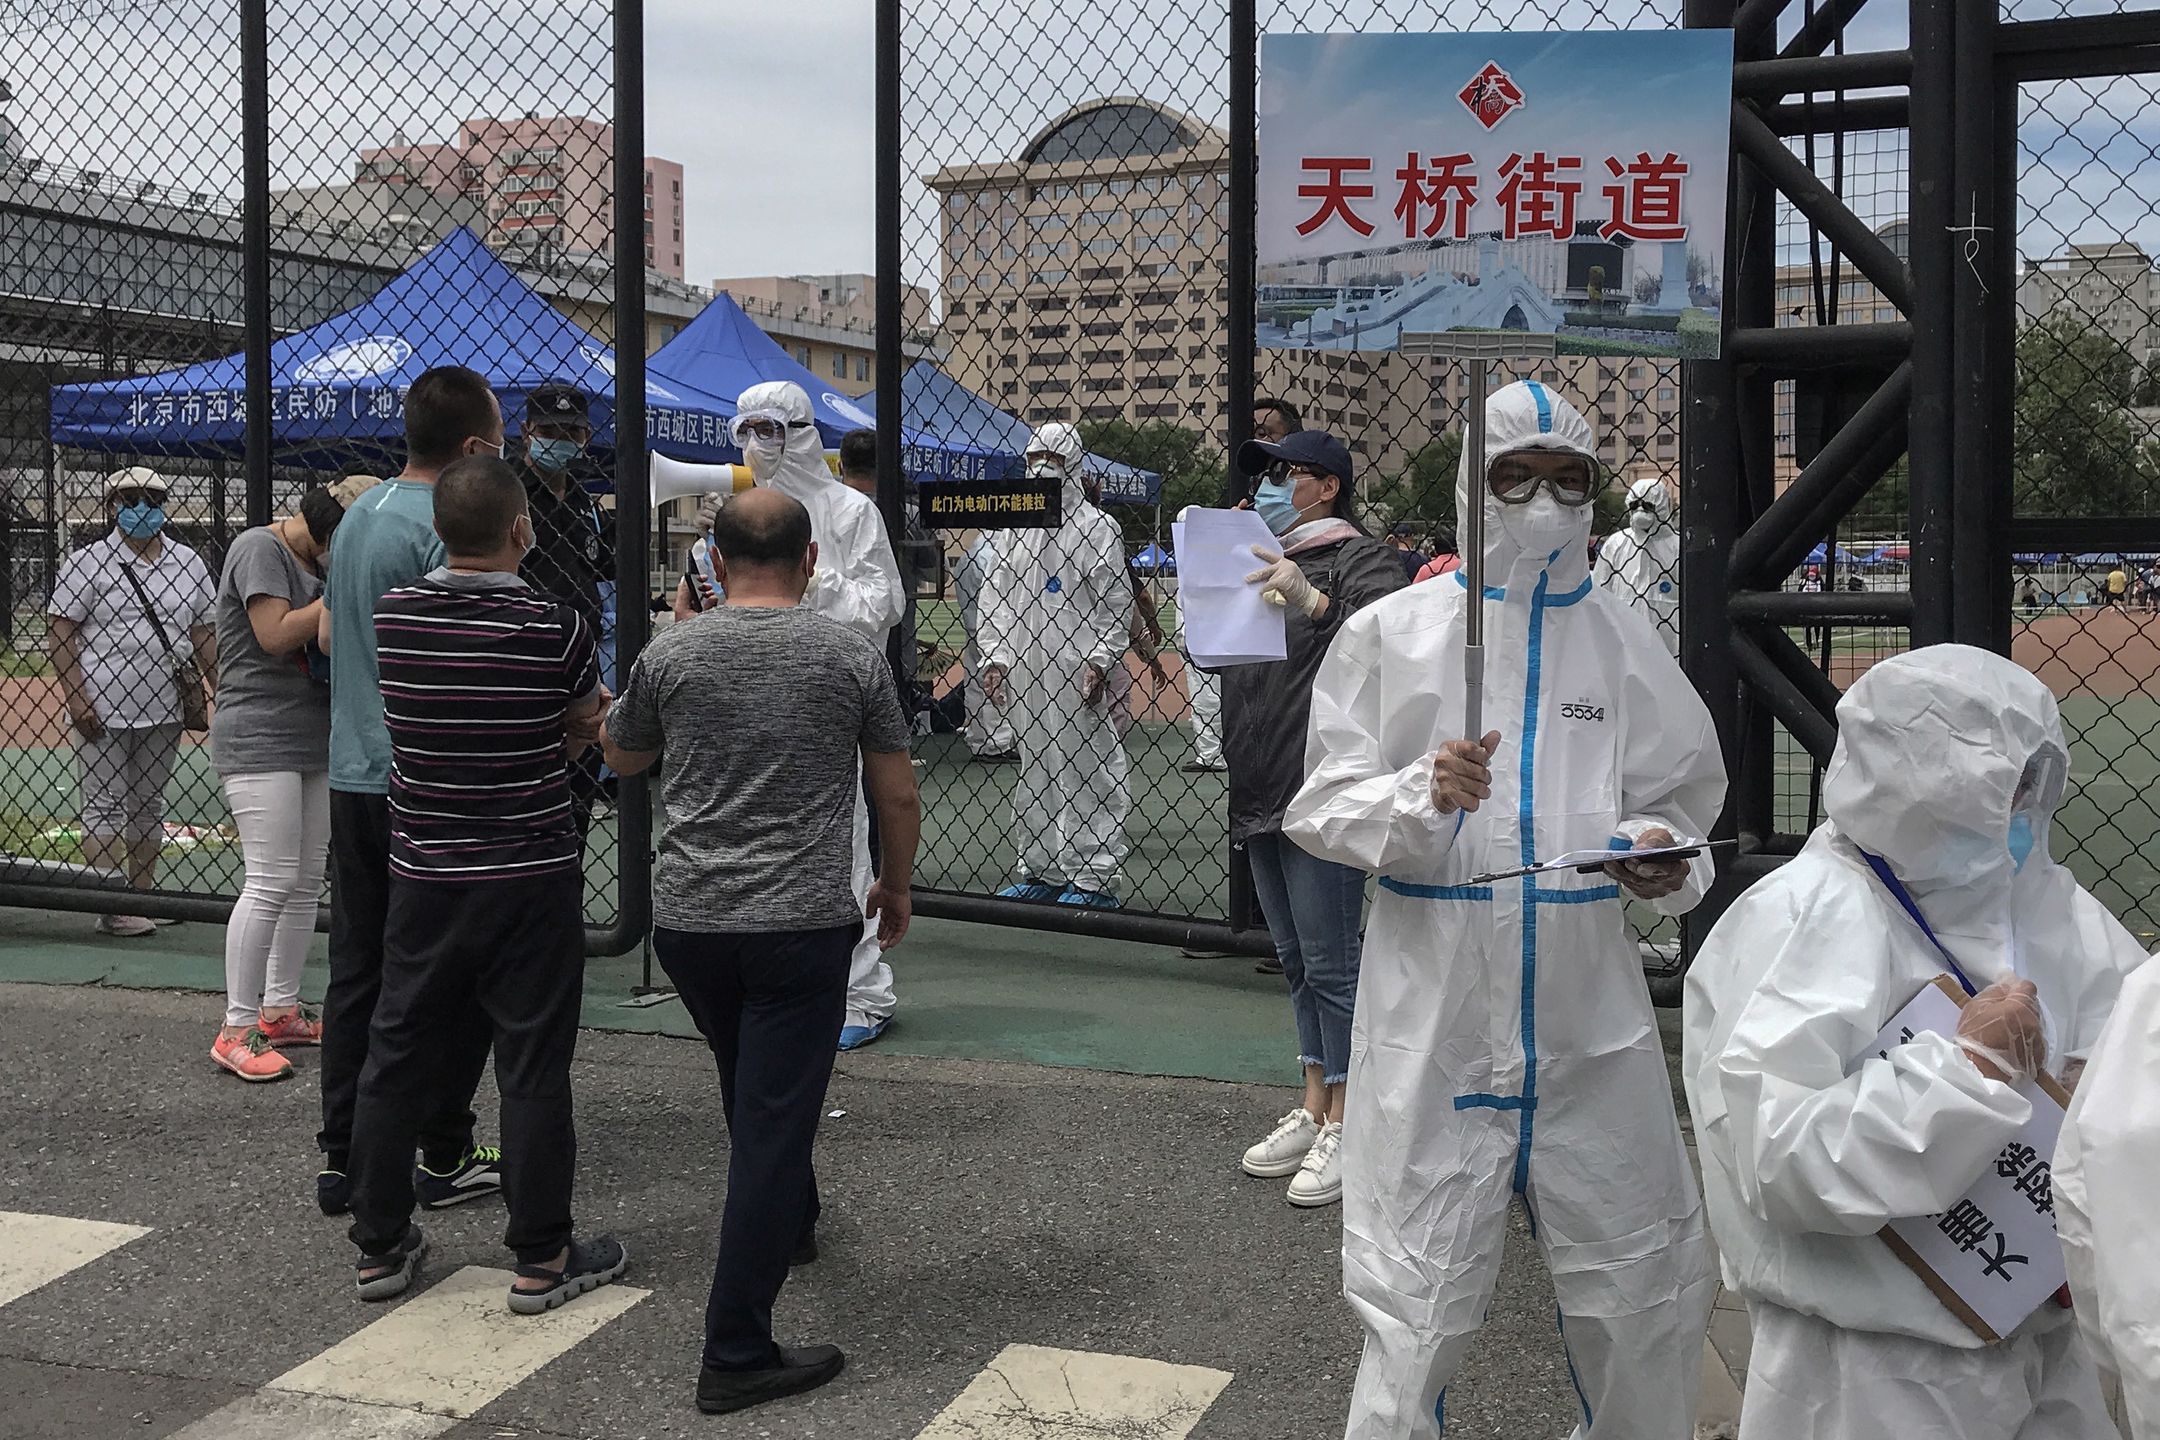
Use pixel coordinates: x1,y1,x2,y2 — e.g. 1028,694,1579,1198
912,1343,1232,1440
0,1210,150,1309
167,1265,648,1439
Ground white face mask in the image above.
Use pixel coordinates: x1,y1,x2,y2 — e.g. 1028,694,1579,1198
1628,507,1657,536
1497,492,1580,554
743,436,787,479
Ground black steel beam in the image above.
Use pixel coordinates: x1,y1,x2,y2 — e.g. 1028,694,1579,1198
877,0,907,690
2005,519,2160,553
1734,0,1794,53
1729,362,1910,587
914,891,1274,956
1731,630,1840,763
1782,0,1873,60
1762,96,1909,136
1906,0,1955,649
239,0,271,524
1953,0,2004,650
1733,106,1913,314
1753,621,1849,730
1997,14,2160,82
1729,589,1917,624
1733,49,1911,99
1725,321,1911,368
1223,0,1257,508
598,0,652,960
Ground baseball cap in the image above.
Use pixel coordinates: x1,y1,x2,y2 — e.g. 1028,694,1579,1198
526,382,591,426
106,466,169,496
1237,429,1354,487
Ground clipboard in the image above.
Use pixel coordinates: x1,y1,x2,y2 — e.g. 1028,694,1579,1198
1466,838,1736,887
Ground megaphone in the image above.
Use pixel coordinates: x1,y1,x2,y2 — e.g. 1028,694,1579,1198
651,451,754,507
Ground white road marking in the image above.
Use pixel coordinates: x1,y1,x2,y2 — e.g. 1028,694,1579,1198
0,1210,150,1308
913,1343,1232,1439
168,1265,647,1439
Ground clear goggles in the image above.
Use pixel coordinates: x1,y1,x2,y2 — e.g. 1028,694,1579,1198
1487,453,1602,508
731,410,816,446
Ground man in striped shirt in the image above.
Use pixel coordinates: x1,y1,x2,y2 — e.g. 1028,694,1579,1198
344,455,626,1313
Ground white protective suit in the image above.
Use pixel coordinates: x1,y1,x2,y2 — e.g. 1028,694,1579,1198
2055,952,2160,1439
977,423,1132,897
1683,646,2145,1440
734,381,907,1028
1590,477,1679,656
1283,381,1727,1439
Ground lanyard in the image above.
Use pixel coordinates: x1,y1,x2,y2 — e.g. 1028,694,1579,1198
1859,851,1980,998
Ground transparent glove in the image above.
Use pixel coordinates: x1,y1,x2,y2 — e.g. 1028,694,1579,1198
1247,547,1322,616
1430,731,1501,816
1079,662,1108,705
1956,977,2048,1085
693,491,724,535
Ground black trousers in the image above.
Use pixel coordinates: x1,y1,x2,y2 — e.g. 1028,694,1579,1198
319,790,491,1170
348,869,586,1264
655,922,853,1371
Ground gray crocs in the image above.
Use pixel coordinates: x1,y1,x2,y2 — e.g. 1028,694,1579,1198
507,1235,628,1315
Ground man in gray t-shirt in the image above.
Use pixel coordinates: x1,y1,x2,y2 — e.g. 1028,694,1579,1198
603,488,918,1415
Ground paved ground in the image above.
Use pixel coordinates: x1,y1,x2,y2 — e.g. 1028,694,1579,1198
0,981,1656,1440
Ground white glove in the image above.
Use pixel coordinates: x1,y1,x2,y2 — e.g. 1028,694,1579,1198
1247,547,1322,616
693,491,724,535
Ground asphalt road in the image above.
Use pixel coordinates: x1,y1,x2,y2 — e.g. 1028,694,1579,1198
0,983,1587,1440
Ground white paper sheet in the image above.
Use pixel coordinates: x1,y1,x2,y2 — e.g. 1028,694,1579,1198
1173,509,1287,667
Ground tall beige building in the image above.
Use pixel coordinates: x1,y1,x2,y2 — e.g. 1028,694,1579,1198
924,97,1681,494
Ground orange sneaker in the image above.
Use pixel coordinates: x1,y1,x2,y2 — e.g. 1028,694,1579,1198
256,1005,323,1048
212,1028,293,1083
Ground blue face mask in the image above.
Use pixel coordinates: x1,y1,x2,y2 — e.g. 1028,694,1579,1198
2008,813,2039,871
529,436,583,471
1254,477,1307,536
116,502,166,540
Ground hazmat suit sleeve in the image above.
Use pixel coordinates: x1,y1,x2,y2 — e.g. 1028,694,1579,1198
2054,955,2160,1439
806,497,907,642
1700,882,2034,1237
1284,605,1461,875
1081,514,1132,676
1612,613,1727,916
1591,533,1625,592
976,536,1022,675
2054,884,2152,1061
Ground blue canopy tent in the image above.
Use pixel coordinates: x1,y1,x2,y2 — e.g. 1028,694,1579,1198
1802,542,1861,568
49,228,732,467
1131,543,1176,574
857,361,1164,506
645,294,1000,476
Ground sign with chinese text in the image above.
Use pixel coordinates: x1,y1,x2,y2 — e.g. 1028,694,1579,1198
1862,975,2072,1343
1257,31,1733,359
918,477,1064,530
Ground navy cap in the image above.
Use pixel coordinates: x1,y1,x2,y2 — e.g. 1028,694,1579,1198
1238,429,1354,486
526,382,590,426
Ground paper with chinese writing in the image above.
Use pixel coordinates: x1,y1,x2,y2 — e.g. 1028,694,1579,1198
1256,30,1734,358
1172,509,1288,667
1862,978,2068,1341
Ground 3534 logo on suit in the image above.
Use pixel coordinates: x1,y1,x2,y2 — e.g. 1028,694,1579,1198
1558,701,1607,723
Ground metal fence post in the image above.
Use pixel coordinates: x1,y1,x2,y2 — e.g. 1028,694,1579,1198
605,0,653,957
877,0,906,672
240,0,272,529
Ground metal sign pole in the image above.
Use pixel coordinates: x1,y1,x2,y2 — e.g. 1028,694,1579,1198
1463,353,1488,742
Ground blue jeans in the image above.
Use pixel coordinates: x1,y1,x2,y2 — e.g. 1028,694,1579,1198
1244,831,1364,1085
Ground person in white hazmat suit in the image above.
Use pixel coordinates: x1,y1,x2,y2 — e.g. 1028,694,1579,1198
978,422,1132,908
1683,645,2146,1440
1589,476,1679,656
1282,380,1727,1439
730,381,908,1049
2057,949,2160,1440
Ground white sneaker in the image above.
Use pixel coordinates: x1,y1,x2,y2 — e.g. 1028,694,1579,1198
1287,1121,1345,1207
95,914,155,938
1241,1107,1322,1178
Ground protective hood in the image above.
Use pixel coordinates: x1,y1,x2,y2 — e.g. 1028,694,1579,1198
1625,477,1673,533
1028,421,1090,514
1824,645,2069,894
736,380,833,496
1457,380,1599,596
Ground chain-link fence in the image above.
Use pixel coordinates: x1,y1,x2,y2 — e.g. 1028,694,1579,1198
897,0,1698,961
2011,61,2160,945
1,0,641,940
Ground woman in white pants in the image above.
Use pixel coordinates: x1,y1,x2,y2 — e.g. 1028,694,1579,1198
205,488,341,1081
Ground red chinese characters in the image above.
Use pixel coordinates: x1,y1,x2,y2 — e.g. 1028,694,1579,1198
1496,152,1584,242
1393,152,1478,240
1295,157,1377,237
1600,152,1692,242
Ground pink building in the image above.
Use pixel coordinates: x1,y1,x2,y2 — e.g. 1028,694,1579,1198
356,115,685,279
